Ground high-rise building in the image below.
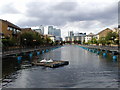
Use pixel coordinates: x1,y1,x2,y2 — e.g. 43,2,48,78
33,25,44,35
39,25,44,34
48,26,54,35
48,26,61,37
68,31,74,37
54,29,61,37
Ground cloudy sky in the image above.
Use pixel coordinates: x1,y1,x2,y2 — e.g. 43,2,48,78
0,0,118,39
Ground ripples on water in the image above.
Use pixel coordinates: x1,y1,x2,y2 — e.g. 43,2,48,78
2,45,119,88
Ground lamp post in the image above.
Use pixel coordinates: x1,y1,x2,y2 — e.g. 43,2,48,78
24,38,27,48
33,39,36,48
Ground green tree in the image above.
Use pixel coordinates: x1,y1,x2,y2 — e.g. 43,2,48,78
105,31,118,45
90,38,98,44
45,37,52,45
20,32,34,47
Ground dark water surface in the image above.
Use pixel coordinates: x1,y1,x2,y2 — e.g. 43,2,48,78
2,45,119,88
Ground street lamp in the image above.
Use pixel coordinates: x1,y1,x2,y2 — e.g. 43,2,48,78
24,38,27,48
33,39,36,48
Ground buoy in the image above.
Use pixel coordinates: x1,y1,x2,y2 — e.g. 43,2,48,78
29,53,33,58
103,53,107,57
17,56,22,64
37,52,40,55
17,56,22,61
46,49,49,52
97,51,100,55
113,56,117,60
42,50,44,54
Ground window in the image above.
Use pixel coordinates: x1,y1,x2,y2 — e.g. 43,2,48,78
7,27,10,30
10,27,12,31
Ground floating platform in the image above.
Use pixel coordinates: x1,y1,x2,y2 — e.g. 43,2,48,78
32,60,69,68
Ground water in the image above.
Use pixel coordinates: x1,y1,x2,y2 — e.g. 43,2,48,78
2,45,119,88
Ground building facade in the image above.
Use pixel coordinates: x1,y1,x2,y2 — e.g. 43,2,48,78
97,28,112,39
33,25,44,35
21,28,33,33
0,19,21,39
45,34,56,42
48,26,62,42
48,26,54,35
65,31,86,44
48,26,61,37
85,33,95,43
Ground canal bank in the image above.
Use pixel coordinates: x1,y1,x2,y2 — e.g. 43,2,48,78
2,45,63,58
78,45,119,62
2,45,119,88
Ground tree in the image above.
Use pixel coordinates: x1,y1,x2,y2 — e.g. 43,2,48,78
20,32,34,47
45,37,52,45
105,31,118,45
2,37,18,47
20,32,44,47
90,38,98,44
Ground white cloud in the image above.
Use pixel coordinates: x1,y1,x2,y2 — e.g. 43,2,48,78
0,0,118,40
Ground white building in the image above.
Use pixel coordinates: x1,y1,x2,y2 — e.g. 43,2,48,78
85,33,95,43
47,34,56,42
65,32,86,44
65,37,70,41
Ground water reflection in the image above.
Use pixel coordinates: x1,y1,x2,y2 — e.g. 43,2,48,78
2,45,119,88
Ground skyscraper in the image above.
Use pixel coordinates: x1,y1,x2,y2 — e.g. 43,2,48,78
54,29,61,37
48,26,54,35
48,26,61,37
33,25,44,35
39,25,44,35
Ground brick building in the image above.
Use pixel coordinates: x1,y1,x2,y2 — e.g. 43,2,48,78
0,19,21,39
97,28,112,39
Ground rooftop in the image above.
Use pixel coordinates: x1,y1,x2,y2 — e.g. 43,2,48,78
0,19,21,30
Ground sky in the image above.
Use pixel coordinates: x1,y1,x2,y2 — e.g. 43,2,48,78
0,0,119,39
